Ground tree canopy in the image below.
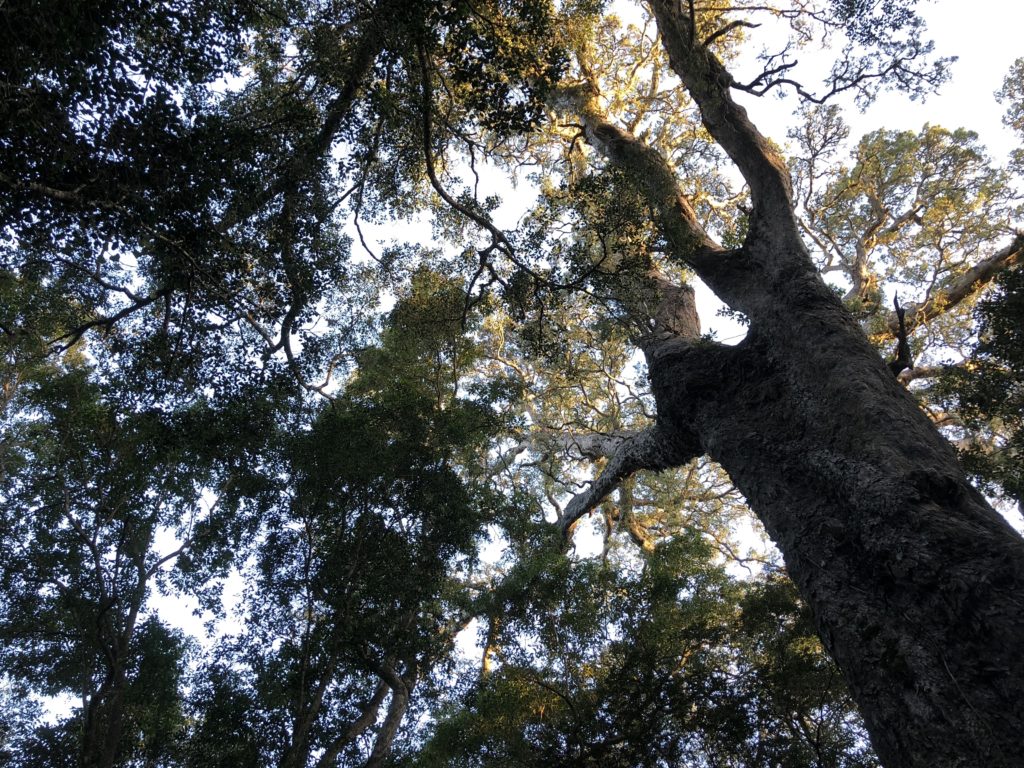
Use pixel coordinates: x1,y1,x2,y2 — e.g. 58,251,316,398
1,1,1022,767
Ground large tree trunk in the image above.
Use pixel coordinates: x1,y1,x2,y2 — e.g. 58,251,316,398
557,2,1024,764
647,278,1024,767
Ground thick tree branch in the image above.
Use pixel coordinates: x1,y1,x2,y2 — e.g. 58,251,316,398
586,117,724,267
512,428,643,462
549,84,727,274
624,269,703,354
891,232,1024,335
649,0,797,237
558,423,699,537
365,659,417,768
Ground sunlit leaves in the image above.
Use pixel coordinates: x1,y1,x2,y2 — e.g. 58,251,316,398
792,115,1018,355
997,57,1024,174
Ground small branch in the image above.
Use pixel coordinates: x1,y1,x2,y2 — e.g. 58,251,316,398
733,59,799,93
0,170,91,202
418,46,594,293
703,20,761,48
48,290,168,352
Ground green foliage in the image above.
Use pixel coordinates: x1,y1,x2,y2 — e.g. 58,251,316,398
182,663,266,768
997,58,1024,174
792,109,1018,360
119,619,192,764
820,125,1011,281
414,537,874,768
936,264,1024,505
183,270,525,767
429,0,567,135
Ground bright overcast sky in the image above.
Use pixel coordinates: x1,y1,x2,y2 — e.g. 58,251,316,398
735,0,1023,161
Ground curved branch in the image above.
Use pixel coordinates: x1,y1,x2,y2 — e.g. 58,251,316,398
418,48,596,294
649,0,797,236
365,659,417,768
49,290,168,352
548,86,739,293
889,232,1024,335
703,20,760,48
558,423,700,537
313,681,389,768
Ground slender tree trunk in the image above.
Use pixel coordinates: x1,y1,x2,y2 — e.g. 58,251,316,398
314,681,389,768
81,667,127,768
365,660,417,768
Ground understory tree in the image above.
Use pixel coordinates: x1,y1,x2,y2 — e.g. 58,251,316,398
1,2,1022,767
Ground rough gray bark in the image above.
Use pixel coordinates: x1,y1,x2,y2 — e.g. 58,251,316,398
561,3,1024,765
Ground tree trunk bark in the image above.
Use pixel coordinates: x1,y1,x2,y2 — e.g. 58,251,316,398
646,279,1024,767
81,668,127,768
364,659,417,768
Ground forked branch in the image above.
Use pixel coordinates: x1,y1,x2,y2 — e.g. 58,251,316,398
649,0,796,230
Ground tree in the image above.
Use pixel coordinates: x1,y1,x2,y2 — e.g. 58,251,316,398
2,1,1023,767
413,536,875,768
185,271,524,768
543,4,1024,764
935,262,1024,505
929,59,1024,506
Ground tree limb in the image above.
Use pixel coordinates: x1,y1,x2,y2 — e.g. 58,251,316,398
703,20,760,49
514,428,643,461
313,681,389,768
649,0,796,236
558,423,699,537
365,659,417,768
219,7,386,231
891,232,1024,335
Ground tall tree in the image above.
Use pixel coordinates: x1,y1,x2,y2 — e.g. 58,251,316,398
539,3,1024,764
185,270,523,768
